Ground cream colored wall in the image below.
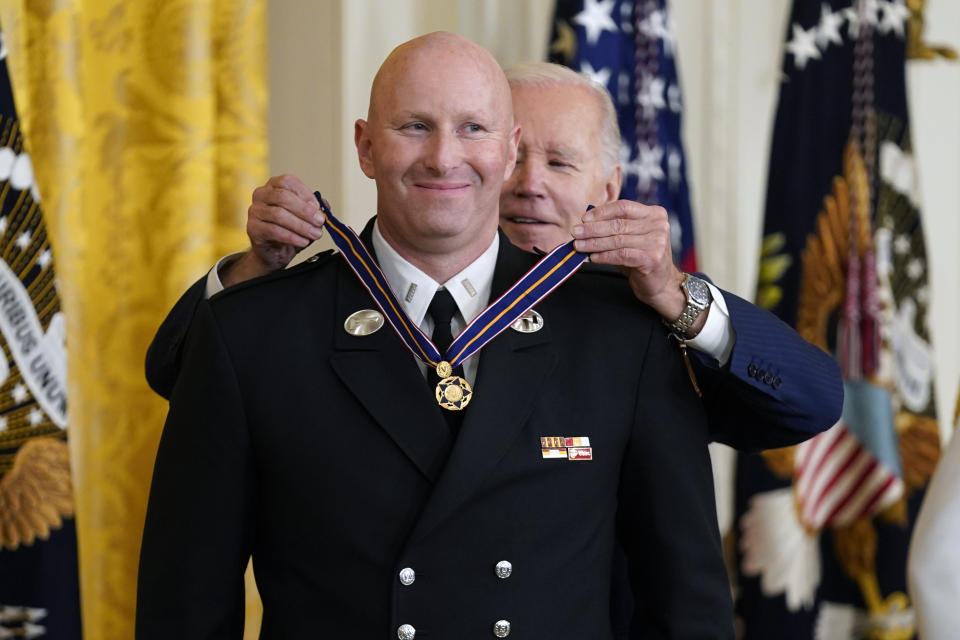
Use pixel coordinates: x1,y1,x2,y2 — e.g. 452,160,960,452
268,0,959,441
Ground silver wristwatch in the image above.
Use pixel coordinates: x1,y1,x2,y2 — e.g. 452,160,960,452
668,273,712,339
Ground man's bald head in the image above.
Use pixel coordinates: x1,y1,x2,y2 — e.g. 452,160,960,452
354,32,520,282
367,31,514,127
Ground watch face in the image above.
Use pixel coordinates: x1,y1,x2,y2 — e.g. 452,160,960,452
685,276,711,305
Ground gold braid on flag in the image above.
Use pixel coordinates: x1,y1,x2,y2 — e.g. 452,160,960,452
0,1,268,638
796,141,870,354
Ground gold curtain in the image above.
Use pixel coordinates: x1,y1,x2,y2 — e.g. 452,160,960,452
0,1,267,636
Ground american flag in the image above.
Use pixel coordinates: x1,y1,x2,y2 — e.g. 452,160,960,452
549,0,697,271
794,421,903,530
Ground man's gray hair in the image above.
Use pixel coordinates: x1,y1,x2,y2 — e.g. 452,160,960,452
503,61,621,174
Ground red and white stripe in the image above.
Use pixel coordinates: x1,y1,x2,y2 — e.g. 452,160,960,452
793,422,903,530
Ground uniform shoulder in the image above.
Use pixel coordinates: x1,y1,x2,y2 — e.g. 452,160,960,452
209,249,338,304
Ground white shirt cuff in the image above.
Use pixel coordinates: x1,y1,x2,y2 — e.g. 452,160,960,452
204,252,246,299
684,282,735,367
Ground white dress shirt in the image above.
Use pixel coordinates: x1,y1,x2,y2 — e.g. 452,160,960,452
370,223,498,385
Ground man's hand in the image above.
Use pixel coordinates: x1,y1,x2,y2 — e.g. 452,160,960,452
221,175,327,288
571,200,706,335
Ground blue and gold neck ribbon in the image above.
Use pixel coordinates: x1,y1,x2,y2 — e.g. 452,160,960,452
316,191,588,376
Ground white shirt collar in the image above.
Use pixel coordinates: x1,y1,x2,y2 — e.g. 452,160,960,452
371,220,499,328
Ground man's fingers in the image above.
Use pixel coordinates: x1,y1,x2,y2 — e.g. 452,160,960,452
572,217,652,239
258,175,324,222
248,206,323,246
252,185,325,228
573,229,670,270
267,174,315,203
581,200,666,223
574,239,664,266
248,217,312,250
587,247,659,270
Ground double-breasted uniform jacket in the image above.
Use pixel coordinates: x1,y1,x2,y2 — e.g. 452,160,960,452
137,223,739,638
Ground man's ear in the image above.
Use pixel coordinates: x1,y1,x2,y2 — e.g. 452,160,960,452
604,164,623,203
355,119,375,179
503,123,521,181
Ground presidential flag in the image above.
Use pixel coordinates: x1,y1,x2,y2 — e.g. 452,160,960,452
0,26,81,639
549,0,697,271
735,2,943,637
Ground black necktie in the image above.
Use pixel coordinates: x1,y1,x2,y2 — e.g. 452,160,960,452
427,288,465,434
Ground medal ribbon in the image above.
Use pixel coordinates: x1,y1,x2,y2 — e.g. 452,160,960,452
316,192,589,370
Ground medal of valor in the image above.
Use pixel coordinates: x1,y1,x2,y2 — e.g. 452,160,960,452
434,361,471,410
317,193,588,412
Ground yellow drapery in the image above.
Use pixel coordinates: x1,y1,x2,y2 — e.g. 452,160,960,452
0,1,267,636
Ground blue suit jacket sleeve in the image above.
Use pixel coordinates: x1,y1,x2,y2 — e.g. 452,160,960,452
691,287,843,451
145,276,208,399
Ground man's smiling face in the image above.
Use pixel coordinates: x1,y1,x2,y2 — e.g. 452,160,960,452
355,33,518,264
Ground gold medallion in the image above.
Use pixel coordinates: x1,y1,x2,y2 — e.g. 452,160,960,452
435,375,473,411
436,361,453,378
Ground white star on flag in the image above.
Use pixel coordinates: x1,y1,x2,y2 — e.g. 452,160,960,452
12,383,28,403
0,416,6,433
817,3,845,48
639,8,675,56
29,407,44,426
637,73,666,119
619,142,643,180
38,248,53,269
580,61,611,91
786,23,822,70
906,258,923,280
893,234,911,255
845,0,880,38
573,0,618,45
878,0,909,37
0,217,6,233
636,143,665,191
16,230,31,249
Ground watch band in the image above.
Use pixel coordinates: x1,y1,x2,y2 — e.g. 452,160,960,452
668,273,711,339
